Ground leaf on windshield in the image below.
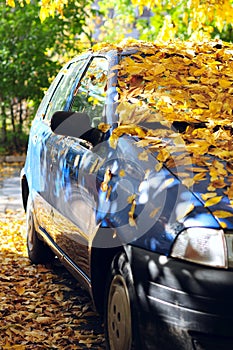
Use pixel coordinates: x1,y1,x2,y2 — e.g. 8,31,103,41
155,162,163,172
138,150,149,161
182,178,195,188
109,132,119,149
98,122,111,133
157,148,170,162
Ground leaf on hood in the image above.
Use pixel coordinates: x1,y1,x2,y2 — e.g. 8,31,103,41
193,172,207,183
225,184,233,200
213,210,233,218
149,207,161,218
201,192,217,201
177,203,195,221
210,178,226,189
128,199,137,227
204,196,222,207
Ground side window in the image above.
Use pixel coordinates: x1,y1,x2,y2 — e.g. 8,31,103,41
45,59,87,121
69,57,108,128
35,72,63,119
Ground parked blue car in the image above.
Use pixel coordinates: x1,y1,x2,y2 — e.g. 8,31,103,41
21,40,233,350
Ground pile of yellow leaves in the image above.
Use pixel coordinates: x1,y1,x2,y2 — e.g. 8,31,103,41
96,39,233,216
0,214,105,349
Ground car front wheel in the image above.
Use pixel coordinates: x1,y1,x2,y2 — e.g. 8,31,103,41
105,252,140,350
26,199,54,264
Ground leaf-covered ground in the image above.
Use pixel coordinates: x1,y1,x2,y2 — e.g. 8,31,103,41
0,211,105,350
0,163,22,180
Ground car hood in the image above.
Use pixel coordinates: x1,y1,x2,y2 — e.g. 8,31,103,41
187,179,233,230
98,135,233,254
127,164,233,255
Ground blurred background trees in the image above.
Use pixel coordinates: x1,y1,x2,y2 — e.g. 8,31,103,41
0,0,93,153
1,0,233,154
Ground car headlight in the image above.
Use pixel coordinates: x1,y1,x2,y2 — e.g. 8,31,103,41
171,228,227,268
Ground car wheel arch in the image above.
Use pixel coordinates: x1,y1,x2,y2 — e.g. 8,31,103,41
21,173,29,211
90,227,127,314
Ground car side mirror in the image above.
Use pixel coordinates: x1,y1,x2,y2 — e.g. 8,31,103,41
51,111,92,138
50,111,104,147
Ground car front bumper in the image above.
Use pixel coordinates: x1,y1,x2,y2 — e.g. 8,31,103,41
129,246,233,350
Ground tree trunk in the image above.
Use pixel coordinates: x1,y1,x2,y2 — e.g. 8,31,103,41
0,102,7,145
10,102,16,133
18,100,23,133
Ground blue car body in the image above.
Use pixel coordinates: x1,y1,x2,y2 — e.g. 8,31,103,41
21,45,233,350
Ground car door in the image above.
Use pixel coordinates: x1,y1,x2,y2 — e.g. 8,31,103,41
32,57,89,234
47,56,110,276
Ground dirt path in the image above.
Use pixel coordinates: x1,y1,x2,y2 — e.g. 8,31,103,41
0,163,24,215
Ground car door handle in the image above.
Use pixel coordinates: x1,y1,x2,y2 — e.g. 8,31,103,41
32,135,38,145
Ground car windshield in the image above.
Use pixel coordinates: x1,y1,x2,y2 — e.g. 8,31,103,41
117,42,233,127
99,40,233,205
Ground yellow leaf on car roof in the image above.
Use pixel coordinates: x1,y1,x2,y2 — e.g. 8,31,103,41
152,64,166,76
209,101,222,113
219,78,232,89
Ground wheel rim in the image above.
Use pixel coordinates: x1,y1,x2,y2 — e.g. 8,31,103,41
107,274,132,350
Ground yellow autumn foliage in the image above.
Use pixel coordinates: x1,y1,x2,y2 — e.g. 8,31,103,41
132,0,233,41
94,38,233,209
6,0,233,40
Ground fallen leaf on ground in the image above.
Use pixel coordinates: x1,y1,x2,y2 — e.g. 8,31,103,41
0,213,105,349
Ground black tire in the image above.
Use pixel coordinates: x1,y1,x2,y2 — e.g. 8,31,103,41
26,200,54,264
104,252,141,350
